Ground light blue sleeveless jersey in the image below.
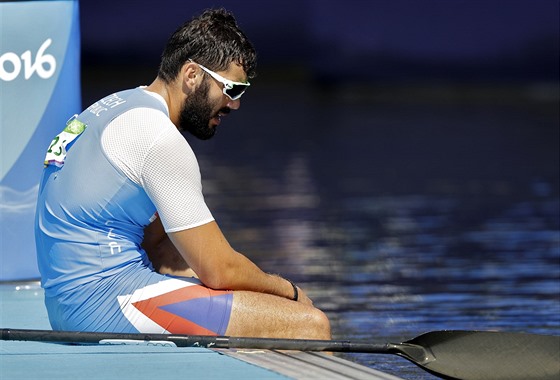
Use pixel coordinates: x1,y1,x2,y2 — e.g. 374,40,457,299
35,88,168,298
34,89,233,335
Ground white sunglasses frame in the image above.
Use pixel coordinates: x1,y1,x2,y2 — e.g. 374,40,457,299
194,62,250,100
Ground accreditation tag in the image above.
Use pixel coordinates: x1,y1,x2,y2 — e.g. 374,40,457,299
44,115,87,167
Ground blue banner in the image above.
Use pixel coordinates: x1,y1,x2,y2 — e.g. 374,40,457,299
1,0,81,280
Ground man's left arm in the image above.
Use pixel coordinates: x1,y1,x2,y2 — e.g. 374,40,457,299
142,217,198,278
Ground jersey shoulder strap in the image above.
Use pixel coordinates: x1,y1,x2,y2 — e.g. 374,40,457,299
43,88,167,168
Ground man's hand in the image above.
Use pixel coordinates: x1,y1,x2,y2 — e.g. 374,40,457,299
295,286,314,306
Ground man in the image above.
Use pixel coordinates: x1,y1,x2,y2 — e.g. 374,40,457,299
35,8,331,340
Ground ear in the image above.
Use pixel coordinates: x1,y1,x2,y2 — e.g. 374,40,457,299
180,61,201,94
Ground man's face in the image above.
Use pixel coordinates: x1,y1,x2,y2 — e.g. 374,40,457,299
178,78,228,140
179,63,246,140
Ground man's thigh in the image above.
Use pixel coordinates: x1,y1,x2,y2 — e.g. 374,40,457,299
226,291,331,339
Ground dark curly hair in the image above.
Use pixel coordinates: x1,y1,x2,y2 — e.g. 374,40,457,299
158,8,257,83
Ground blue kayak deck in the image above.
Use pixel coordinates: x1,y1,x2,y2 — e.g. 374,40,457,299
2,342,283,380
0,282,402,379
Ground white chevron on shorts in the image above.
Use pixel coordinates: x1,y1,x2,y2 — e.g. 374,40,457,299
117,278,197,333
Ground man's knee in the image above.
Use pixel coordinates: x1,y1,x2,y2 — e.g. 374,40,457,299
306,307,331,340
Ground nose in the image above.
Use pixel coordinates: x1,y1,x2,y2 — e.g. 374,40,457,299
226,97,241,110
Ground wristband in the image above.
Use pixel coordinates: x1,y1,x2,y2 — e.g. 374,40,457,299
288,279,298,301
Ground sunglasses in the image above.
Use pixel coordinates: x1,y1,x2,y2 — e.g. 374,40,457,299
194,62,250,100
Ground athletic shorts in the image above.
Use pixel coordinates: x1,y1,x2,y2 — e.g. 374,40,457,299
44,264,233,335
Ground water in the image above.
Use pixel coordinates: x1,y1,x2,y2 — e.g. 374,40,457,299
85,71,560,379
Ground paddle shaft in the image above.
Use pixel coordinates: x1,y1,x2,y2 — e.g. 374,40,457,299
1,328,392,353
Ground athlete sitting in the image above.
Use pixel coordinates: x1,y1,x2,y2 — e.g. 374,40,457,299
35,8,331,339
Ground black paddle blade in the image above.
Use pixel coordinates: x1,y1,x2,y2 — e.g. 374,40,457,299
402,330,560,380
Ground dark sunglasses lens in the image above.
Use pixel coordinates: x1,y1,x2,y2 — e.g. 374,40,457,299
226,84,248,99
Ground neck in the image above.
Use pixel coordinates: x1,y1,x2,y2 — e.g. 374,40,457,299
145,77,181,127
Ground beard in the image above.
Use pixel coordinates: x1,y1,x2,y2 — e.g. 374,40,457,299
178,79,227,140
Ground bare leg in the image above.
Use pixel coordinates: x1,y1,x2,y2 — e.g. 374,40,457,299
225,291,331,340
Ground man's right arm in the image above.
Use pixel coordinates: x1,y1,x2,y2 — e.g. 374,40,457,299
168,220,313,305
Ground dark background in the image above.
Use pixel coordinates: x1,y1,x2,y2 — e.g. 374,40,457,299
79,0,559,83
79,0,559,195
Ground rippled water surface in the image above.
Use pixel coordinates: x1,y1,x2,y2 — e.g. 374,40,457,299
86,75,559,379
